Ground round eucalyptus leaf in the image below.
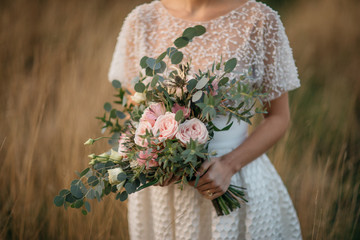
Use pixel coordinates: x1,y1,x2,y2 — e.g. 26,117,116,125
116,111,126,119
88,176,99,187
65,193,76,203
146,58,161,70
124,182,136,194
182,27,196,40
155,61,166,74
140,56,148,68
54,195,64,207
218,77,229,86
112,80,122,89
139,173,147,185
224,58,237,73
171,51,184,65
134,82,145,93
194,25,206,36
195,76,209,89
119,191,128,201
166,47,177,58
85,189,96,200
117,172,127,182
192,91,203,102
81,210,87,216
145,67,154,76
70,185,83,199
74,199,84,209
174,37,189,49
187,79,197,92
104,102,112,112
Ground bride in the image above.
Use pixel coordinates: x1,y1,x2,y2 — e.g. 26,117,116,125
108,0,302,239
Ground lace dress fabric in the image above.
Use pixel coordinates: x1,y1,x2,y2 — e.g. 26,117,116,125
108,0,302,239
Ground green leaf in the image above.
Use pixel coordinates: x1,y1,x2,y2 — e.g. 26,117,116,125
224,58,237,73
59,189,70,197
117,172,127,182
88,176,99,187
195,76,209,89
156,52,167,63
194,174,200,188
74,199,84,208
194,25,206,36
70,185,83,199
85,189,96,200
65,193,76,203
80,168,90,178
140,56,148,68
84,201,91,212
174,37,189,49
156,61,166,74
146,58,161,70
171,51,183,64
182,27,196,40
119,191,128,201
110,109,116,119
116,111,126,119
134,82,145,93
145,67,154,76
186,79,197,92
192,91,203,102
218,77,229,86
112,80,122,89
151,75,159,88
175,110,183,121
166,47,177,58
53,195,64,207
124,182,136,194
81,210,88,216
104,102,112,112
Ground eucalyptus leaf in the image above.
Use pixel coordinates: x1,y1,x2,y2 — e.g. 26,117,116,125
134,82,145,93
124,182,136,194
84,201,91,212
81,210,87,216
116,111,126,119
171,51,183,64
186,79,197,92
194,25,206,36
85,189,96,200
59,189,70,197
146,58,161,70
195,76,209,89
218,77,229,86
224,58,237,73
74,199,84,208
192,91,203,102
70,185,83,199
174,37,189,49
182,27,196,40
145,67,154,76
53,195,64,207
156,52,167,63
80,168,90,178
139,173,147,185
119,191,128,201
112,80,121,89
88,176,99,187
166,47,177,58
104,102,112,112
151,75,159,88
175,110,184,121
117,172,127,182
140,56,148,68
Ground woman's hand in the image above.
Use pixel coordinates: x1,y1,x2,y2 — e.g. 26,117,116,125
189,156,235,200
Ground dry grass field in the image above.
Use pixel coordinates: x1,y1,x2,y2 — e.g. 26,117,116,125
0,0,359,239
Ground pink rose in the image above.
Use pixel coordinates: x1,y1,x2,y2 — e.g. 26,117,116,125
140,102,166,126
137,150,159,168
118,133,129,157
176,118,209,144
134,121,153,147
152,112,179,142
171,103,191,119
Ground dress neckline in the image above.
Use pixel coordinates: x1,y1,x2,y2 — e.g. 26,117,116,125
156,0,253,24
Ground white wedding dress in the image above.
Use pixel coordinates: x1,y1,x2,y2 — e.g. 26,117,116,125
108,0,302,239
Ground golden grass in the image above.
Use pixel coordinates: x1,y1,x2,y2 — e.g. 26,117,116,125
0,0,359,239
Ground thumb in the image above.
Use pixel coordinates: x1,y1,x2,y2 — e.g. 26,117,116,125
197,157,217,176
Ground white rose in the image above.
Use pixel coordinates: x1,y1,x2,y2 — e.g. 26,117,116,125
108,168,125,187
176,118,209,144
131,92,146,103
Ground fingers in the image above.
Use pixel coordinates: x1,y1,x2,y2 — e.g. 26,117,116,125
197,157,218,177
199,188,225,200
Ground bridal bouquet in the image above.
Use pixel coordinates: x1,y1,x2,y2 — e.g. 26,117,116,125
54,25,266,216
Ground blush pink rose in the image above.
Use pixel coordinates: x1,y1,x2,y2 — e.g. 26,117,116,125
152,112,179,142
171,103,191,119
134,120,153,147
118,133,129,157
137,150,159,168
140,102,166,126
176,118,209,144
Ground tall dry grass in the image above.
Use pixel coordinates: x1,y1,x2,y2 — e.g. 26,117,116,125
0,0,359,239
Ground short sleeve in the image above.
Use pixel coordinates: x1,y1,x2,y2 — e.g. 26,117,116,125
108,8,139,88
261,10,300,101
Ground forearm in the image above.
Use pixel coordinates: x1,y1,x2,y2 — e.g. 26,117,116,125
222,95,290,173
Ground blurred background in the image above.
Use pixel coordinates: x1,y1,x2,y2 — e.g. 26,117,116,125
0,0,359,239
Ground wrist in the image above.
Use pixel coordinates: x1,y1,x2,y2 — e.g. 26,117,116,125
220,153,242,175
